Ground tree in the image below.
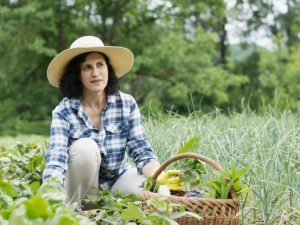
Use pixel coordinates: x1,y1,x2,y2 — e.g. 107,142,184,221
232,0,300,49
135,29,248,113
0,0,89,134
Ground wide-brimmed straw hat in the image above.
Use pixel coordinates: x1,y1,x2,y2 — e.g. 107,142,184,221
47,35,134,87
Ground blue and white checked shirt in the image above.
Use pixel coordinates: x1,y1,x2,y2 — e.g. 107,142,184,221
43,91,157,189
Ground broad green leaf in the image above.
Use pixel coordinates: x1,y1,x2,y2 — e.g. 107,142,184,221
179,159,206,191
237,165,251,177
222,181,234,199
29,181,41,195
37,179,66,205
120,203,143,222
24,195,52,219
147,199,168,212
0,181,17,198
56,216,80,225
150,212,179,225
177,137,200,154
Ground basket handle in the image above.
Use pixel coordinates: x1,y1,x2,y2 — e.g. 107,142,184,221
150,152,224,190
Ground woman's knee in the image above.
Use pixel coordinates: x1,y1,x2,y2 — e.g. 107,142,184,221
66,138,101,204
68,138,101,165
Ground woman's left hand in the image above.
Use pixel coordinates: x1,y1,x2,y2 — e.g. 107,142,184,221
142,160,161,177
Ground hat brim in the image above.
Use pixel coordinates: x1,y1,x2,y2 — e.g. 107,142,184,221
47,46,134,87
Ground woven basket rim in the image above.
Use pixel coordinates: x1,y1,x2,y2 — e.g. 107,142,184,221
142,190,239,203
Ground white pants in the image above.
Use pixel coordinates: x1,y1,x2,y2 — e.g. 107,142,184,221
65,138,146,205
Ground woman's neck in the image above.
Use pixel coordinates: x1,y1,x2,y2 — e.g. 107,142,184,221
80,91,107,109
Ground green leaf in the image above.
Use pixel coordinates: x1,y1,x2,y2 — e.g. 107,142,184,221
29,181,41,195
56,216,80,225
177,137,200,154
24,195,52,219
148,199,170,212
141,176,153,191
153,180,163,193
0,181,17,198
206,180,222,198
206,165,251,199
221,180,234,199
37,178,66,205
179,159,206,191
120,203,143,222
150,212,179,225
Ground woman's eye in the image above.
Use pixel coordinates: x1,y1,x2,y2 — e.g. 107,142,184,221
97,62,103,67
82,65,91,71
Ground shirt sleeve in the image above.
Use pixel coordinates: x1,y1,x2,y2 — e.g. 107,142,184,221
42,109,70,186
126,97,158,174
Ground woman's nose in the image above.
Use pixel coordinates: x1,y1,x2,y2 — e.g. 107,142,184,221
92,66,101,76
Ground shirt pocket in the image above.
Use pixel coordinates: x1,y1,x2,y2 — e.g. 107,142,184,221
104,122,128,135
104,122,128,152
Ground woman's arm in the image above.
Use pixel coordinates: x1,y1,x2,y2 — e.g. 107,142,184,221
43,109,70,186
126,95,159,174
142,160,161,177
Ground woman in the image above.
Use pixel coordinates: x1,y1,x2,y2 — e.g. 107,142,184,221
43,36,160,205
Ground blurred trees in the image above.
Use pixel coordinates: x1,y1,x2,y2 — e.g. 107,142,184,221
0,0,300,135
233,0,300,49
0,0,85,134
228,0,300,110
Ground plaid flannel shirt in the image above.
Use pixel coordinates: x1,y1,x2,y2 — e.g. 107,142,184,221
42,91,157,189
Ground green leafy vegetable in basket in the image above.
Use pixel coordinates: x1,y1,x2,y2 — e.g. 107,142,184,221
179,159,206,192
206,165,251,199
142,176,164,193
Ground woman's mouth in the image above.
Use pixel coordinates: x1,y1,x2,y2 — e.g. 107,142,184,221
91,79,102,84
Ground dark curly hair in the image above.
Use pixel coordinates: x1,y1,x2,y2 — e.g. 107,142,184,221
59,52,119,98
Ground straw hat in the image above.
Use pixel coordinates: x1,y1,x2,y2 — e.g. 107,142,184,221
47,36,134,87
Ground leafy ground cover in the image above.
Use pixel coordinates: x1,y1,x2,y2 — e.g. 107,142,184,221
0,109,300,224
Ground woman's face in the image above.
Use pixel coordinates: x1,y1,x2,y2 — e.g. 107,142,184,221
80,52,108,95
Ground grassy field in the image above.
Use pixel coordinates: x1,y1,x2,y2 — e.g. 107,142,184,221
0,109,299,224
0,134,48,148
146,110,300,224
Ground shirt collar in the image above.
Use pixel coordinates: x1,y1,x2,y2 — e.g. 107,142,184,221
69,98,80,110
69,93,117,111
107,93,117,105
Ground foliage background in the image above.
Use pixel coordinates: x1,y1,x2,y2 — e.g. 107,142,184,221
1,0,300,135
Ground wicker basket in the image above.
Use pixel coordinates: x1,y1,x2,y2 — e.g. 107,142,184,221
141,153,240,225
